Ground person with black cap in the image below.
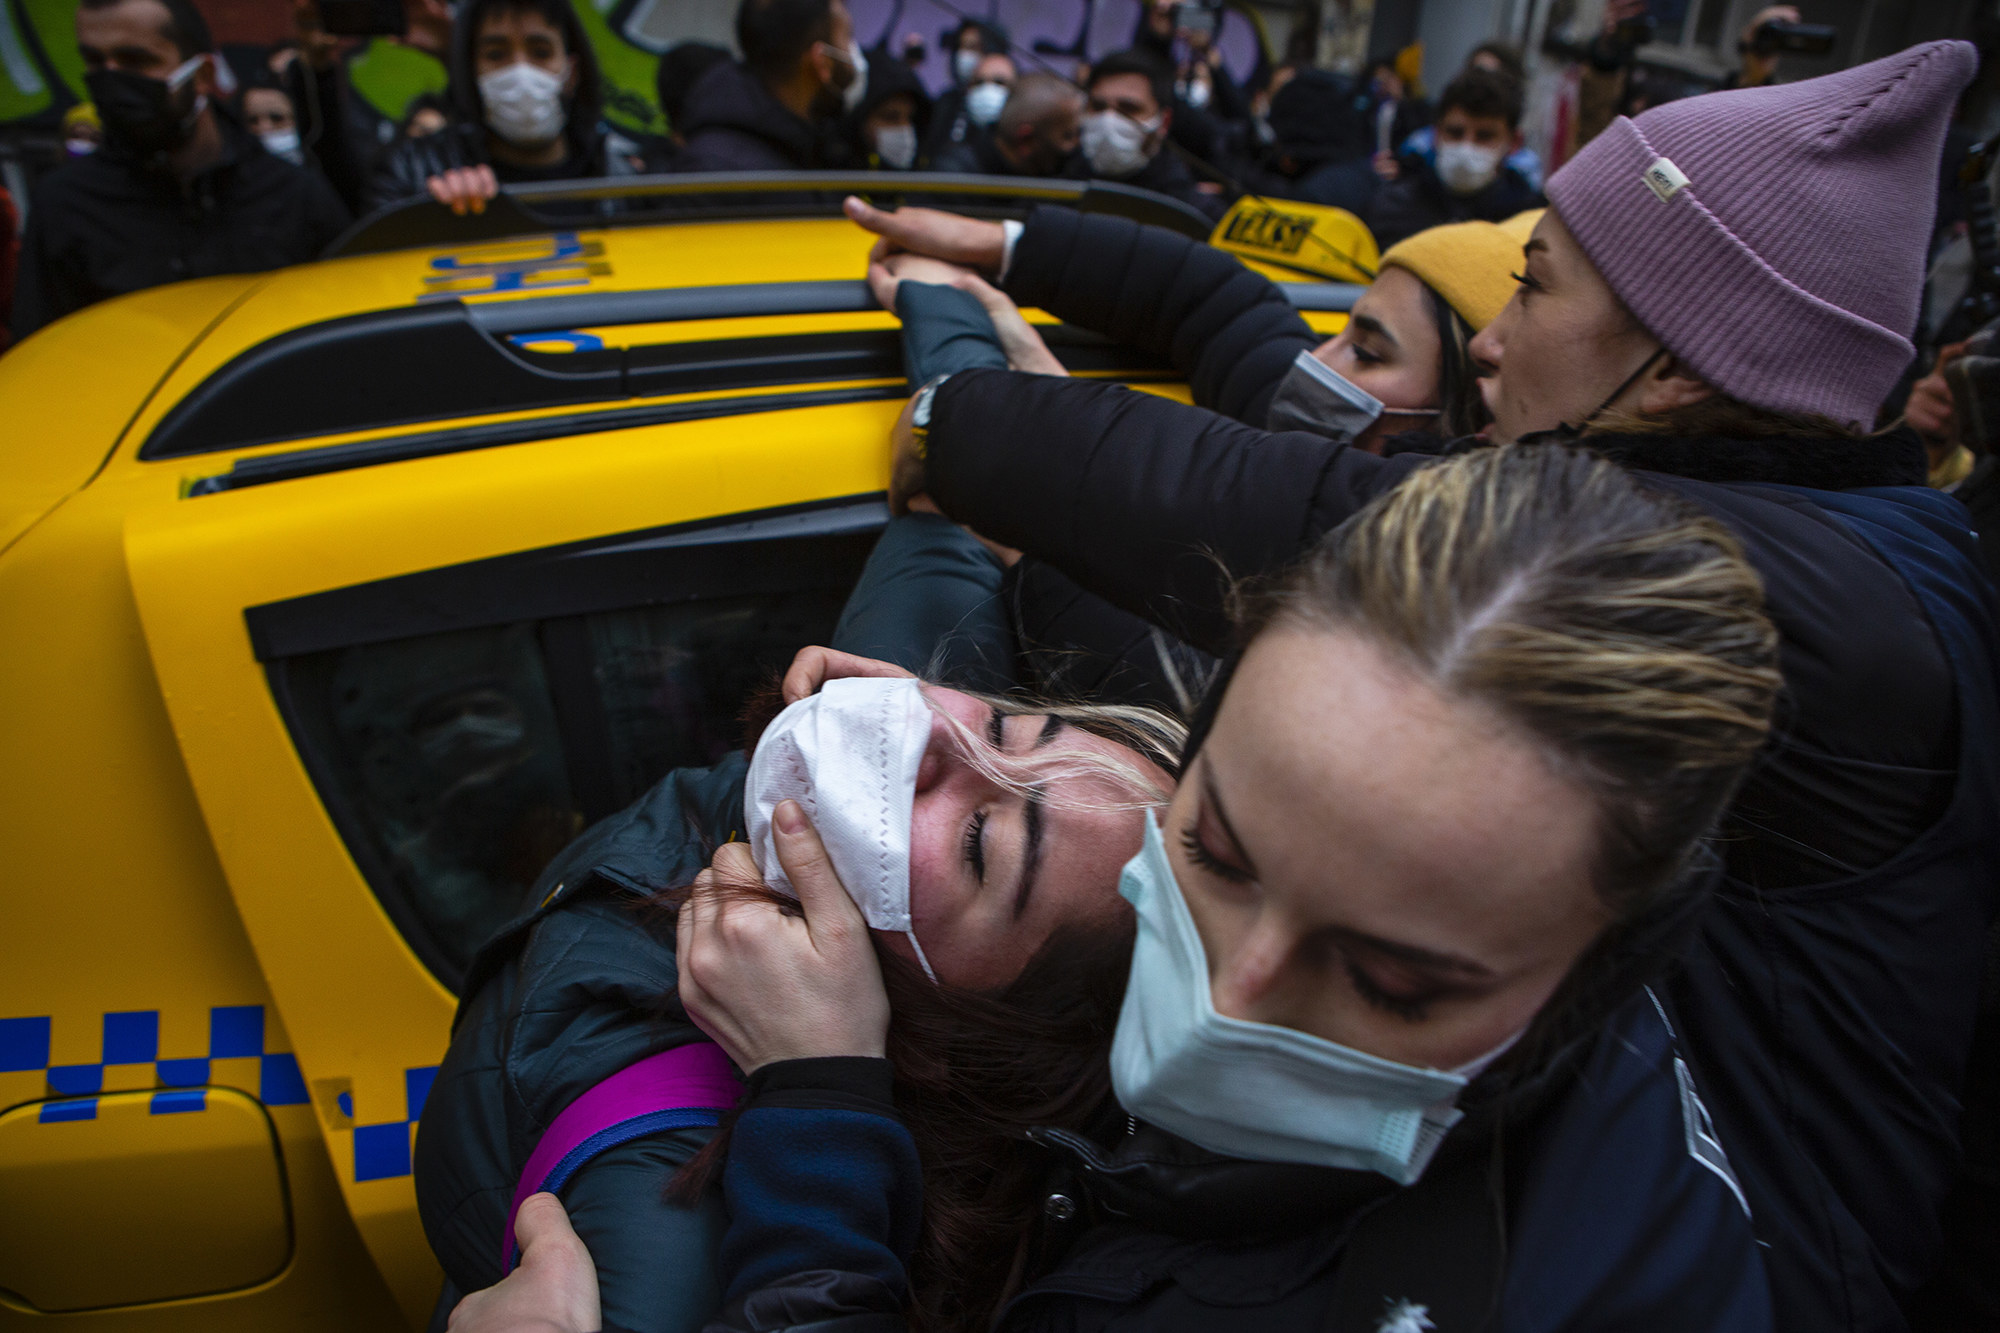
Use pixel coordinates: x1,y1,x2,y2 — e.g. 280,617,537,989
9,0,349,343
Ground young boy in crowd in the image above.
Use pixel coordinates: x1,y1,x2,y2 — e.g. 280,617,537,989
1366,67,1542,248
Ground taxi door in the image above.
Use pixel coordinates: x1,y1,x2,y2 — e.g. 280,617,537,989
123,390,895,1321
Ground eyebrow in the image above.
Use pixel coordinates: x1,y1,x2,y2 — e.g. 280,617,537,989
1329,925,1495,980
1015,783,1047,920
1202,759,1494,981
1349,312,1397,349
1200,761,1262,880
1034,714,1063,748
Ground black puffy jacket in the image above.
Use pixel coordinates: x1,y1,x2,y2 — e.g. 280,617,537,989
415,759,747,1333
671,61,821,173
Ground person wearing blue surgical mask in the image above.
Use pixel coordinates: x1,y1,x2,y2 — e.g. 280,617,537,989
501,444,1786,1333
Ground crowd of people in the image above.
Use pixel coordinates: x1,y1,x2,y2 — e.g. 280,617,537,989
0,0,1937,349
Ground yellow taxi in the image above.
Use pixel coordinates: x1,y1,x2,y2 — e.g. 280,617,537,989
0,173,1367,1330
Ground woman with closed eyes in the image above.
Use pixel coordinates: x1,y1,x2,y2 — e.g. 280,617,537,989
662,444,1793,1333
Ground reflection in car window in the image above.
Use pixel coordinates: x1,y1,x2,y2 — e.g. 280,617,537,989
280,590,849,989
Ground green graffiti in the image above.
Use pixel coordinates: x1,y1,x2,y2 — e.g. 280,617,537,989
570,0,662,140
348,36,450,124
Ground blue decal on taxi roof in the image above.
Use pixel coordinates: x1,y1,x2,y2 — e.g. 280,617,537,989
419,232,610,301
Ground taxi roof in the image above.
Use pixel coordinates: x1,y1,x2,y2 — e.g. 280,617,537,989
0,174,1362,537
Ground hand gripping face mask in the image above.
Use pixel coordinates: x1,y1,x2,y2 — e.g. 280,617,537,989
1266,348,1437,442
745,677,938,981
1109,815,1519,1183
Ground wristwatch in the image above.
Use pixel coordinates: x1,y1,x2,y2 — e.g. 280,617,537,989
908,372,951,459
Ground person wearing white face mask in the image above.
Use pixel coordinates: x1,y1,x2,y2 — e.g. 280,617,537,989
922,18,1011,161
588,445,1794,1333
839,48,930,173
1070,49,1226,221
365,0,643,216
1366,67,1543,248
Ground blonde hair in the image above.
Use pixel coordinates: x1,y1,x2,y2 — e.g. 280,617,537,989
925,693,1184,811
1242,444,1781,913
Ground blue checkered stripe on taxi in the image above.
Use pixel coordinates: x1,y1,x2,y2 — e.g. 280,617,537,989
349,1065,439,1183
0,1005,307,1122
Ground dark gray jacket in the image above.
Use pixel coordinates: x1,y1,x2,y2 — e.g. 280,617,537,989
415,756,749,1333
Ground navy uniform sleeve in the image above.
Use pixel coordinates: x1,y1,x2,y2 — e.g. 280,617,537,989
894,281,1010,385
705,1058,919,1332
1500,994,1773,1333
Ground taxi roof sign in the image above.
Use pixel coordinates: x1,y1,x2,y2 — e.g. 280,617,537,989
1209,197,1379,286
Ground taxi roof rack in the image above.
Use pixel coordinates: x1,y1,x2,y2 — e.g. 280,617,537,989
326,171,1217,259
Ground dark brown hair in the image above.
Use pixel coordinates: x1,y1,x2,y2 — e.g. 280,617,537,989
658,877,1135,1332
663,686,1182,1329
1428,284,1492,441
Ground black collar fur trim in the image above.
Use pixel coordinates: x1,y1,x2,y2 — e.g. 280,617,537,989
1506,426,1929,490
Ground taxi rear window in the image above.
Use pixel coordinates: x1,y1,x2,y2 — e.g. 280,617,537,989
251,498,881,992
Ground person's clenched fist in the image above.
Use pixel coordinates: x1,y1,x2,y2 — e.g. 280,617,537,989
676,808,891,1073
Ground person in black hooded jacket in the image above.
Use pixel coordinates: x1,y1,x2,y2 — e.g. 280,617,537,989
658,42,1999,1333
671,0,860,175
364,0,640,216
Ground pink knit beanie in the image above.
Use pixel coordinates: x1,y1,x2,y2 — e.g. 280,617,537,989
1545,41,1976,428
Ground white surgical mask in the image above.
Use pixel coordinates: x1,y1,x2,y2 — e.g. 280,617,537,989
964,79,1008,126
1109,815,1520,1183
745,677,938,981
1080,108,1156,178
1434,140,1502,195
824,39,868,114
873,122,918,169
1182,77,1211,110
259,127,303,163
954,48,982,84
480,60,568,147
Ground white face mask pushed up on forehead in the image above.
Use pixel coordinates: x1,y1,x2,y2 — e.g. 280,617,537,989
745,677,938,981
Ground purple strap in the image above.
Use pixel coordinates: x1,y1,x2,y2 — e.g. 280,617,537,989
502,1042,743,1271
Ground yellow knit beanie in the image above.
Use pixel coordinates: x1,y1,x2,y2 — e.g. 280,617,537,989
1378,209,1544,331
